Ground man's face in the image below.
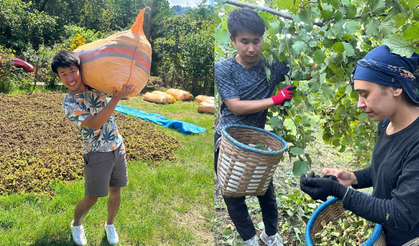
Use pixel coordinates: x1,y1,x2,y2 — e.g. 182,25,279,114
354,79,397,122
231,31,262,67
57,64,85,94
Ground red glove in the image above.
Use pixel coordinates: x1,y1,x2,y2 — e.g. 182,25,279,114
271,85,297,106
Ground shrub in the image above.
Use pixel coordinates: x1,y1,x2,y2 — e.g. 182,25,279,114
0,46,16,93
59,25,104,51
0,46,33,93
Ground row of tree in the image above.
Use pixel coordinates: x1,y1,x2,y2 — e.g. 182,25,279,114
0,0,214,95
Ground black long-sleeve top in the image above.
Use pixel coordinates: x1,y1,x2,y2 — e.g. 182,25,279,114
342,117,419,246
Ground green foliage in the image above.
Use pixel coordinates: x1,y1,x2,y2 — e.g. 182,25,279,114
1,0,211,97
153,15,190,85
0,46,33,93
22,44,62,91
183,20,215,96
0,89,213,245
314,210,375,245
0,0,59,54
275,173,320,244
215,170,321,245
27,0,162,33
80,0,114,32
59,25,104,51
0,47,16,93
215,0,419,175
0,92,179,195
154,5,214,95
214,4,237,62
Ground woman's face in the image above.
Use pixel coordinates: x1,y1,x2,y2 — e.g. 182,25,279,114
354,79,397,122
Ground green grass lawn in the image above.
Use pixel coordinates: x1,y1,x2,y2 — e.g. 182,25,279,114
0,95,214,246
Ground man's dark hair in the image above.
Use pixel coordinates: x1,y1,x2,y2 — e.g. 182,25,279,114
51,50,81,75
227,7,265,40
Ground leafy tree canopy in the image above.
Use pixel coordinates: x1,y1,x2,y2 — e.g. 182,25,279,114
0,0,59,53
215,0,419,175
154,1,214,95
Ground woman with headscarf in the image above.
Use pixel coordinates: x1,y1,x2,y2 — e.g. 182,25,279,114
300,45,419,246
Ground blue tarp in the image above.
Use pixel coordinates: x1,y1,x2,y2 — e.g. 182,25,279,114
114,103,207,134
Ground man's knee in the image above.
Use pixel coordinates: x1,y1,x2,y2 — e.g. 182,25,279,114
109,187,121,197
84,195,99,206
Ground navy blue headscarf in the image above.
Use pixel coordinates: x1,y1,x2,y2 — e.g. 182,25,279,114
351,45,419,105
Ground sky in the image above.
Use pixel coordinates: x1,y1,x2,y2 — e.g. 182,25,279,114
168,0,214,7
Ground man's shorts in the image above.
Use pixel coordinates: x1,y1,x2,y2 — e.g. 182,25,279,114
83,143,128,197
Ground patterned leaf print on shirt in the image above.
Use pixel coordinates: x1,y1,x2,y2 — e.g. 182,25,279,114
82,128,96,140
86,93,105,114
62,87,122,154
101,125,116,143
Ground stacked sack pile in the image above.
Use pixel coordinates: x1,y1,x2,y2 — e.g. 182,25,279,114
143,88,193,104
143,89,214,114
195,95,214,114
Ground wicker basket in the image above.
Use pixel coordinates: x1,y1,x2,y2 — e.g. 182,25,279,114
217,124,288,197
305,197,386,246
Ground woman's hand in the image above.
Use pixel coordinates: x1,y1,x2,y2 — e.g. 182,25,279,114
322,168,358,186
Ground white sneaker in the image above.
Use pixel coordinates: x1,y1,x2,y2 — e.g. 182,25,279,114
244,235,260,246
71,220,87,246
104,222,119,245
260,231,283,246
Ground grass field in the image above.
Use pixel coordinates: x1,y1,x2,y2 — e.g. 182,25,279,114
0,93,214,246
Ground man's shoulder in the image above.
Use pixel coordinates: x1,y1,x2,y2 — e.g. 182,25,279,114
62,93,77,115
84,86,108,101
62,93,75,105
85,86,102,95
216,57,235,68
215,58,236,79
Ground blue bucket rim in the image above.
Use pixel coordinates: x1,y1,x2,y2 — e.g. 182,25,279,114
221,124,288,156
305,197,383,246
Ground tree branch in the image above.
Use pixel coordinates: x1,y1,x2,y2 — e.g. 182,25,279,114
223,0,324,27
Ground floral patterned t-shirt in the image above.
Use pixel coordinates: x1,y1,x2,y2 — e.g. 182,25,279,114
62,87,122,154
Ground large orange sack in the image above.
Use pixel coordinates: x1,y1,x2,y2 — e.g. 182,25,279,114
198,101,214,114
195,95,214,103
165,89,193,101
75,9,151,97
152,91,176,102
143,92,175,104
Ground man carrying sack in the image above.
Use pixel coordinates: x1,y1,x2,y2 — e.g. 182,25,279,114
51,51,134,246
